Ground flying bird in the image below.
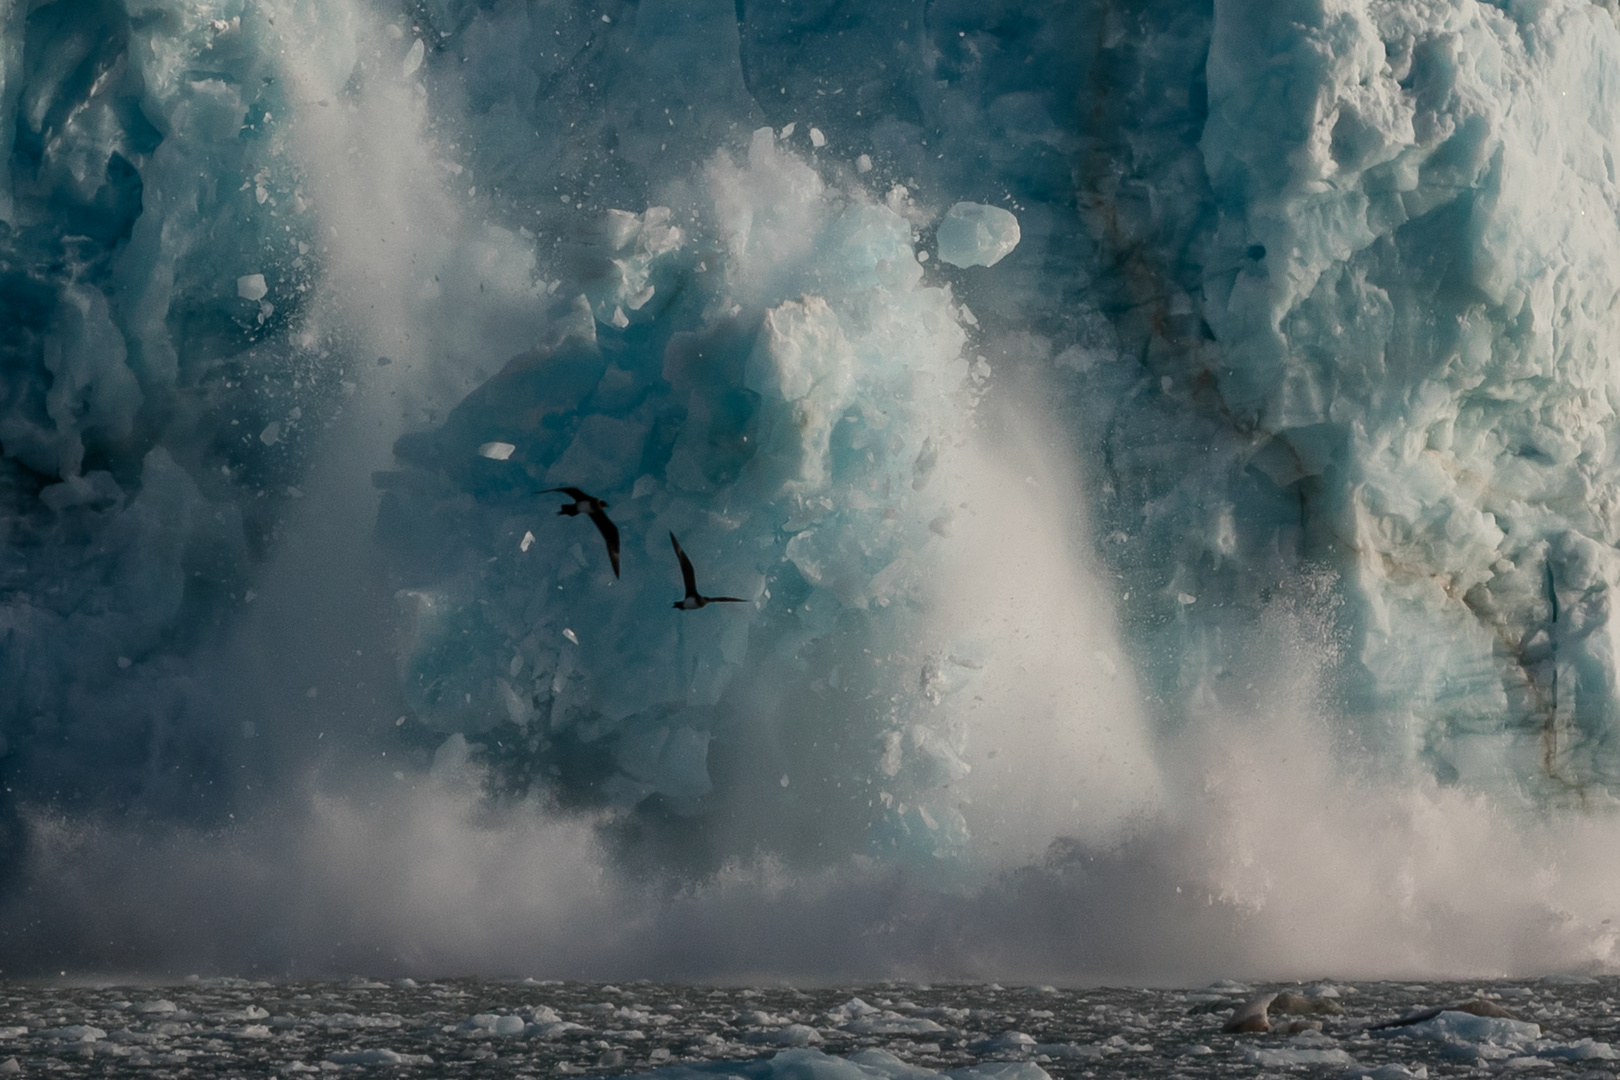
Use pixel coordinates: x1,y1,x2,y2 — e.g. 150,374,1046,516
540,487,620,577
669,532,746,610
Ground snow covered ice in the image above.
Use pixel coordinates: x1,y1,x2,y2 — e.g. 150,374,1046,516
8,0,1620,996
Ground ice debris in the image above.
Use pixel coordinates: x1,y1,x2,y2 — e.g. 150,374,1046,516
478,441,517,461
327,1049,434,1065
379,130,976,854
616,1047,1051,1080
934,203,1020,268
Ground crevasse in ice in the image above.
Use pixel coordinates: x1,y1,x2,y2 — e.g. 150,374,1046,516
4,0,1620,890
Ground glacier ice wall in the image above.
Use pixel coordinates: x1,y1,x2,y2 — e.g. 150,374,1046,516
4,0,1620,976
1094,0,1620,803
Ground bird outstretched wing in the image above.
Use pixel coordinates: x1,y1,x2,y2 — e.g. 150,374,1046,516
589,510,621,577
669,532,698,598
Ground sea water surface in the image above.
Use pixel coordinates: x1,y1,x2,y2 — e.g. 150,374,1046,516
0,977,1617,1079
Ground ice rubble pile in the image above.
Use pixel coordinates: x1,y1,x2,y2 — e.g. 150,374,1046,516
378,128,989,851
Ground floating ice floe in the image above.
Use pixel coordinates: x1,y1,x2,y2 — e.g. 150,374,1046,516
326,1048,434,1065
1371,1009,1572,1063
1241,1037,1356,1069
1373,1010,1541,1046
1345,1065,1427,1080
459,1013,529,1036
742,1024,822,1047
611,1047,1052,1080
38,1026,106,1042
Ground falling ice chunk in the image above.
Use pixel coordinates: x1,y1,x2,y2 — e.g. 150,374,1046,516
610,306,629,329
809,126,826,148
403,38,425,76
520,530,535,553
562,628,580,645
259,421,281,445
780,122,796,138
856,154,873,173
935,202,1021,268
603,208,639,249
478,441,516,460
237,273,268,301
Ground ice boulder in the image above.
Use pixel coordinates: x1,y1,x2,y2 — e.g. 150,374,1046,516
934,202,1020,268
1373,1009,1541,1051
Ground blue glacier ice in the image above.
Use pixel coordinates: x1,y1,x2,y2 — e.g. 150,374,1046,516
5,0,1620,978
378,129,986,855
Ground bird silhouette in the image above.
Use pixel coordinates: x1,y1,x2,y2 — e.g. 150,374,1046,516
669,532,745,609
540,487,620,577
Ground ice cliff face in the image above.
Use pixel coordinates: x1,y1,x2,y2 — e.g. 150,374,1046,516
1100,0,1620,803
4,0,1620,899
